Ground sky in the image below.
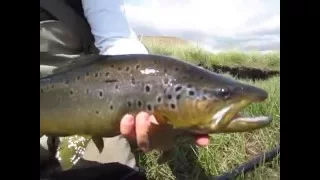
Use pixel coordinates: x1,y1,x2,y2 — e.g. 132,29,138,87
123,0,280,52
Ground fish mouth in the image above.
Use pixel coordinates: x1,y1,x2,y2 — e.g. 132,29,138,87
190,97,272,135
213,94,272,132
209,85,272,133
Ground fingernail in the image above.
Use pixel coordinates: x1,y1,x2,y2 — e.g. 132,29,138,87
149,116,159,125
127,117,134,125
139,140,150,152
124,114,134,124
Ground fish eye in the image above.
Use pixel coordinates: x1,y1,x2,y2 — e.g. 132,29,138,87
214,87,231,99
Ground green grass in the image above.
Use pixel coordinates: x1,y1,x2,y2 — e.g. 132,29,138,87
135,76,280,180
143,40,280,71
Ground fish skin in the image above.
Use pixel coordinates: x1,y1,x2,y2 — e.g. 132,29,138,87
40,53,272,150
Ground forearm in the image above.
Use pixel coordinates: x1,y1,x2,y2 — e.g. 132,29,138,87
82,0,148,55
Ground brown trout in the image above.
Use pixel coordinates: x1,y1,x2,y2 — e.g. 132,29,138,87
40,54,272,152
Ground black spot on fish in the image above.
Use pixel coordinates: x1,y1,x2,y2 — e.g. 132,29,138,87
128,101,132,107
145,85,151,93
70,90,74,95
175,67,179,71
157,97,162,103
98,91,103,98
136,65,140,69
95,73,99,78
105,79,118,83
41,89,44,93
137,101,142,108
147,104,152,111
115,85,119,89
118,67,122,71
125,67,130,71
176,94,181,100
175,86,182,92
170,104,176,109
110,105,113,110
111,64,114,68
167,94,172,99
96,111,99,114
188,91,195,96
105,72,110,76
86,89,90,94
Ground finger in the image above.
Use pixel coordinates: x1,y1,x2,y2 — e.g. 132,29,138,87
120,114,135,139
195,135,210,146
135,112,151,152
149,115,159,125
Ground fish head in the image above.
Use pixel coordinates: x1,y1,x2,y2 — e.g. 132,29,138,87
154,63,272,135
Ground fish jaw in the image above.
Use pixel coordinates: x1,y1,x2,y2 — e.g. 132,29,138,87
161,100,272,135
209,83,272,133
209,101,272,133
186,91,272,135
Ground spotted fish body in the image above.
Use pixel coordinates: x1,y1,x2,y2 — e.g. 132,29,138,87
41,54,175,137
40,54,272,142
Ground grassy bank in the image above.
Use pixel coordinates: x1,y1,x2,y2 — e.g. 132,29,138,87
143,40,280,71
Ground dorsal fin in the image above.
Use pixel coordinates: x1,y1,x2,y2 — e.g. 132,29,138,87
40,52,106,79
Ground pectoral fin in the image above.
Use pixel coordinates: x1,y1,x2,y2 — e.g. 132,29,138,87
92,137,104,153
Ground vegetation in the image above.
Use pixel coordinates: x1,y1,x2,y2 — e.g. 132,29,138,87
142,38,280,71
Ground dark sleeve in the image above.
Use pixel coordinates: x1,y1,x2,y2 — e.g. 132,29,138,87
41,163,147,180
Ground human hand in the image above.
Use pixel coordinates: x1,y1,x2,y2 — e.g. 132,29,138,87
119,112,210,152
